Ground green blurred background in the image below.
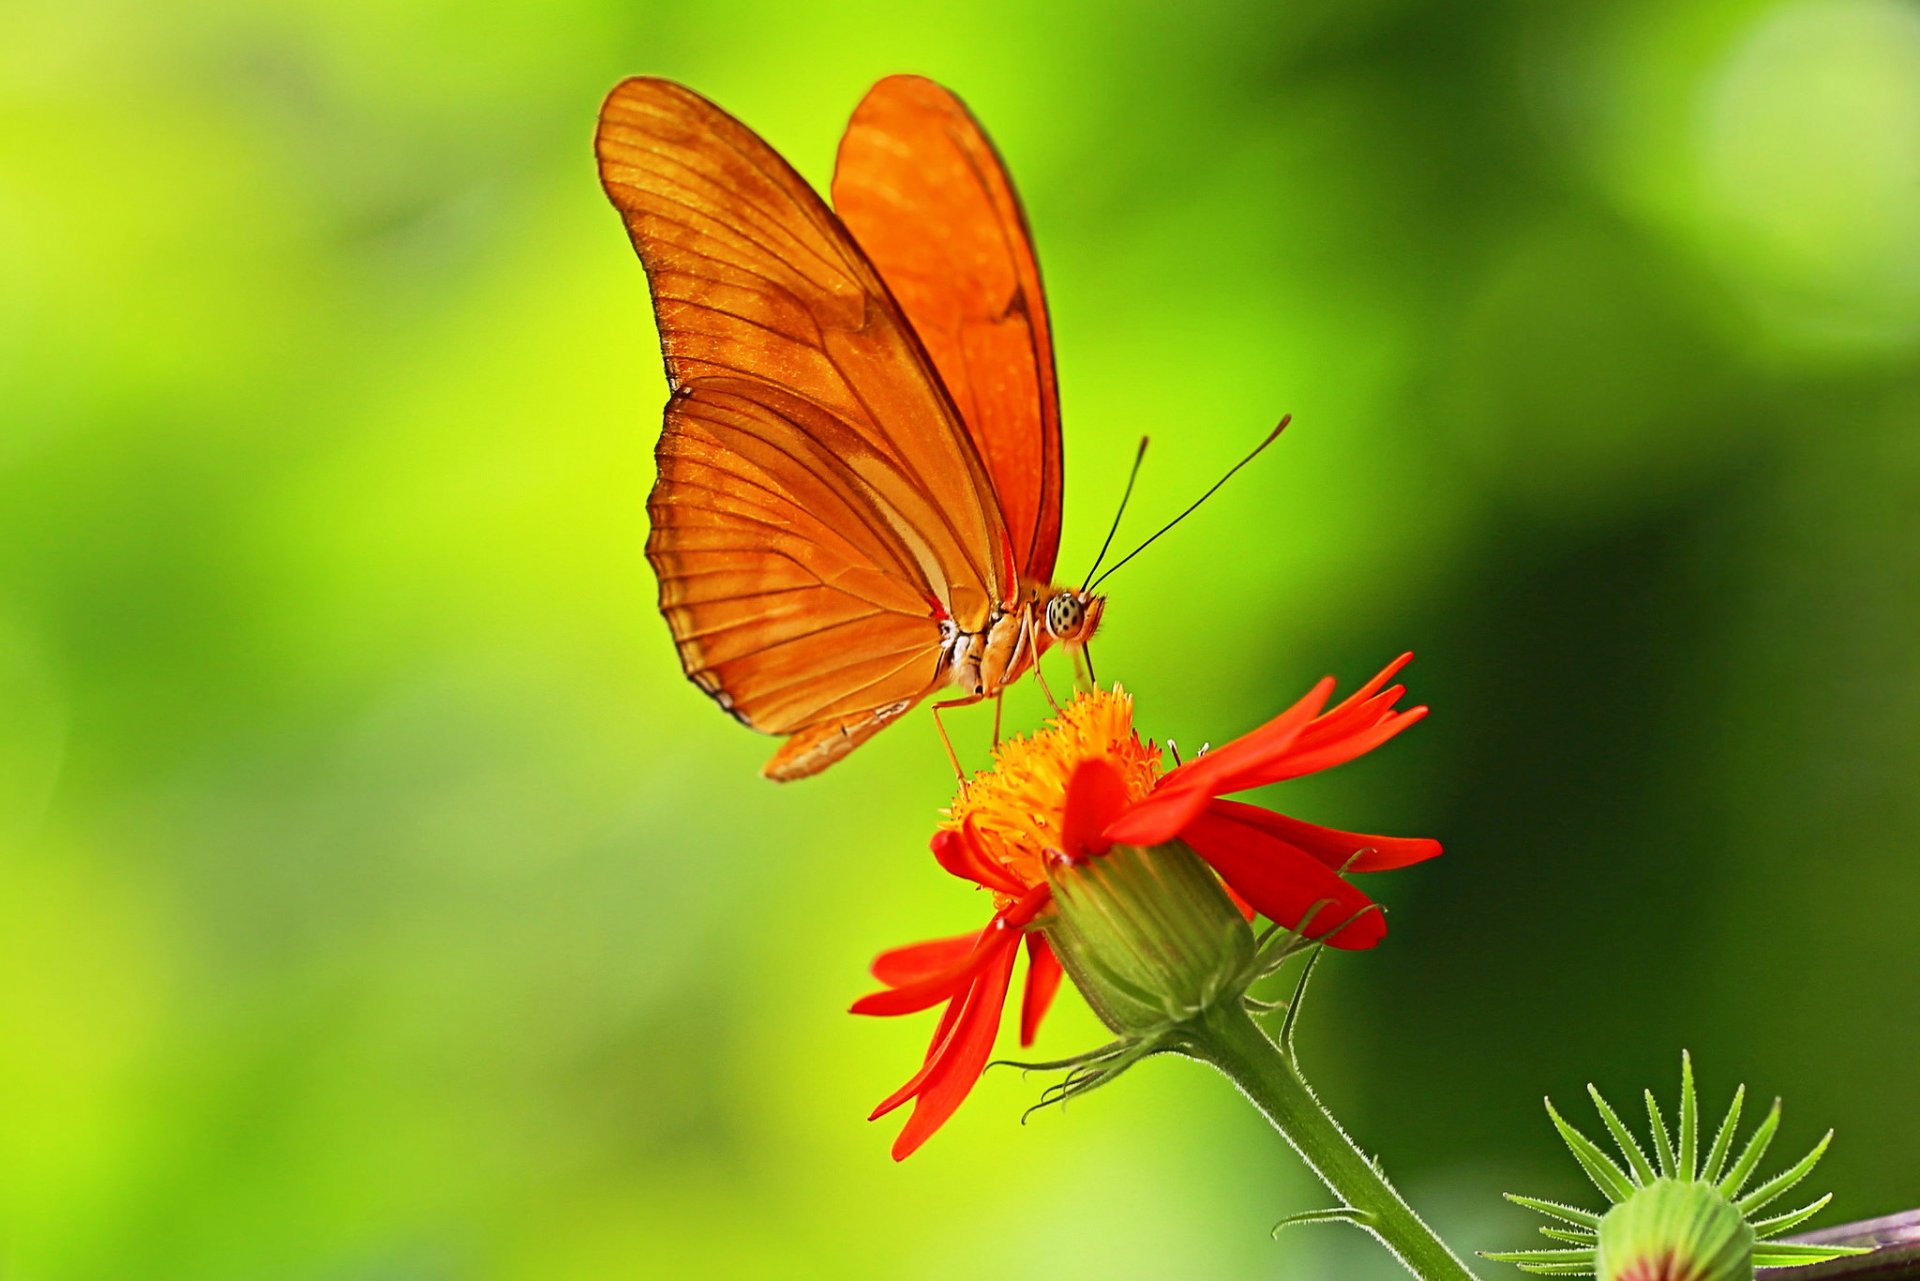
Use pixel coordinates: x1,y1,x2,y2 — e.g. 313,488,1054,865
4,0,1918,1276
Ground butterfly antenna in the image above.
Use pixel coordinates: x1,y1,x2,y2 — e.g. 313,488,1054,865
1088,415,1290,592
1081,436,1150,591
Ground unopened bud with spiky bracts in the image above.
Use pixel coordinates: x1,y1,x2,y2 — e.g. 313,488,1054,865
1482,1053,1868,1279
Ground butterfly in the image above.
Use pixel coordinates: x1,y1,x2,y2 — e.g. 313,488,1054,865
595,75,1103,780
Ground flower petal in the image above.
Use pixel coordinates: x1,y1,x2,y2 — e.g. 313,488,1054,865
1206,798,1442,872
932,823,1027,897
1121,657,1425,819
1101,775,1215,848
851,887,1050,1017
1146,674,1335,801
868,982,973,1120
1181,808,1387,950
1258,704,1428,785
884,935,1022,1160
1316,651,1413,725
1062,756,1132,860
1018,935,1064,1048
851,922,1010,1018
870,932,980,987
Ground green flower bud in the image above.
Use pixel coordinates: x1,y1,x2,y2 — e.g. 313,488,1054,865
1483,1054,1868,1277
1042,840,1256,1036
1597,1179,1753,1281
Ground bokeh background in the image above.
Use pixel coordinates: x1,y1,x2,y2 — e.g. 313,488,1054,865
5,0,1919,1276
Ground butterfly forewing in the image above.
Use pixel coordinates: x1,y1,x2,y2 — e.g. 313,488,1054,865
596,78,1017,777
832,75,1064,584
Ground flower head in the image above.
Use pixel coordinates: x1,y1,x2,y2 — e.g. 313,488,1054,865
1483,1053,1868,1278
854,654,1442,1158
941,686,1162,894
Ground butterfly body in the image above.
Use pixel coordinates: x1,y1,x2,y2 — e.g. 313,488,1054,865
941,583,1102,700
598,75,1093,779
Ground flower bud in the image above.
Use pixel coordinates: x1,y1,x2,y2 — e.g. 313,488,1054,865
1597,1180,1754,1281
1042,840,1256,1036
1486,1055,1867,1277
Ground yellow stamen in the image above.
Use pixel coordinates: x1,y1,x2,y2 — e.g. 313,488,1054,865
944,688,1163,893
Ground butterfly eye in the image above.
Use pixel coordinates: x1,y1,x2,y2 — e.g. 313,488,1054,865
1046,593,1085,639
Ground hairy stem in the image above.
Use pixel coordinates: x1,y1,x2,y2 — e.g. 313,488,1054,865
1188,1001,1480,1281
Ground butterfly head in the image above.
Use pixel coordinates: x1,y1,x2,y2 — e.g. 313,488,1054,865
1043,589,1104,646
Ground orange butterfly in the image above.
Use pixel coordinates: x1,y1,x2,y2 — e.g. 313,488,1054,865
595,76,1103,779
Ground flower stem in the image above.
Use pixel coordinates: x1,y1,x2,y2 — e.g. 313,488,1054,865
1188,1000,1480,1281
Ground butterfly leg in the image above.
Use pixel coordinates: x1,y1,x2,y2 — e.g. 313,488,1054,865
1031,659,1062,712
930,694,984,783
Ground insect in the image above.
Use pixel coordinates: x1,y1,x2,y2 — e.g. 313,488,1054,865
595,75,1103,780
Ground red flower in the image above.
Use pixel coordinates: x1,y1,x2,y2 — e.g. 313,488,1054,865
854,654,1442,1158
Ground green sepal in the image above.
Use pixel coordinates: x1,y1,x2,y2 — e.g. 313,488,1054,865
1735,1130,1832,1215
1644,1089,1677,1180
1700,1083,1745,1186
1587,1085,1656,1186
1503,1193,1602,1229
1545,1099,1636,1203
1751,1192,1834,1240
1479,1248,1594,1265
1016,1032,1168,1123
1716,1097,1782,1198
1752,1241,1873,1265
1275,943,1323,1059
1677,1051,1699,1181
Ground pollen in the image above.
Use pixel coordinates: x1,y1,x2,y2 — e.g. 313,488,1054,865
944,688,1163,892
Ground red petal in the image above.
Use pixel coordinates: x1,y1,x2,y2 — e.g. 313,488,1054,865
1062,757,1131,860
1123,658,1425,823
1181,809,1387,950
1102,782,1210,848
1146,675,1335,801
867,927,1015,1120
1316,651,1413,725
932,823,1027,896
870,932,980,986
886,935,1022,1160
1205,799,1442,872
1018,935,1064,1048
852,922,1005,1017
1257,705,1428,785
851,887,1050,1017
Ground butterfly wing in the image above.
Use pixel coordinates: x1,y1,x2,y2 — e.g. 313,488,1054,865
832,75,1065,585
596,78,1016,778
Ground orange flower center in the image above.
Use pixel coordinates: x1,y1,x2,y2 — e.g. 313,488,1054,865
944,688,1163,893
